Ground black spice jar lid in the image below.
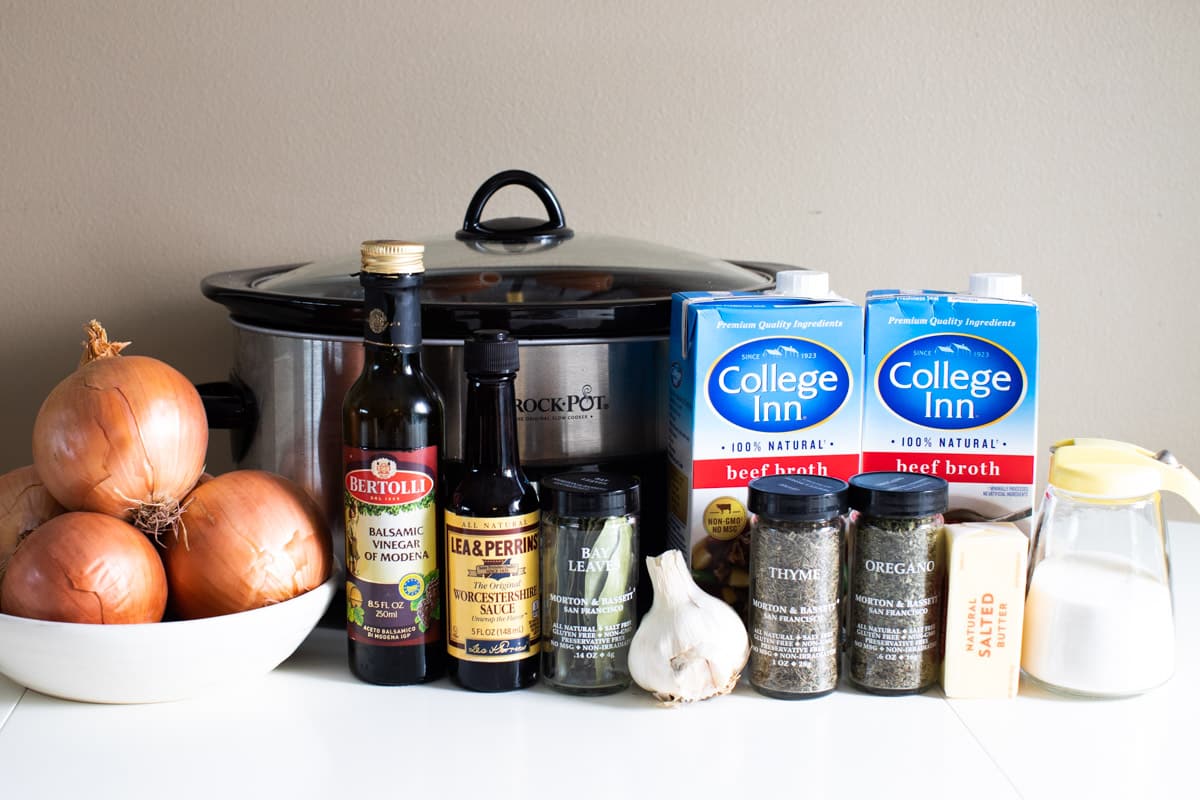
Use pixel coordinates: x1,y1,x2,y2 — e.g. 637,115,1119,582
540,471,640,518
848,472,949,518
748,475,849,521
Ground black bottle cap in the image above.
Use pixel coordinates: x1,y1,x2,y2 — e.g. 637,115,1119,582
540,471,640,518
464,329,520,375
747,475,849,521
847,472,949,518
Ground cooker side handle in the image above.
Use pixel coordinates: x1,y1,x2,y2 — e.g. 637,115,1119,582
195,379,257,463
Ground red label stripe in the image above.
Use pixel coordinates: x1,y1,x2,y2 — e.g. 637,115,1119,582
860,452,1035,484
693,454,860,488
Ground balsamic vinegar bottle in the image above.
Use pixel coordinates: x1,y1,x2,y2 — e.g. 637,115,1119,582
342,240,445,685
445,329,540,691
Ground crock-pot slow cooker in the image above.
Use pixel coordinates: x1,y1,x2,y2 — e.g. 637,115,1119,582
200,170,785,581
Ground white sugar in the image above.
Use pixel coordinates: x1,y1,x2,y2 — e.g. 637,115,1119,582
1022,552,1174,696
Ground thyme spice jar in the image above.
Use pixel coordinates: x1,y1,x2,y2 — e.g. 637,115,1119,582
846,472,949,695
747,475,848,699
539,472,639,695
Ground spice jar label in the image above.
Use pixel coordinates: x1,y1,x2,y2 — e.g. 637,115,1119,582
543,517,637,692
849,518,946,692
343,445,441,646
445,510,541,662
749,521,841,696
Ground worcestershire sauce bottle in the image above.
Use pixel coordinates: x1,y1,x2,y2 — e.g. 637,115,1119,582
445,330,540,691
342,240,445,685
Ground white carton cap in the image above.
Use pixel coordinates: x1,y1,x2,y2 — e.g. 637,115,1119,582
774,270,830,298
969,272,1023,300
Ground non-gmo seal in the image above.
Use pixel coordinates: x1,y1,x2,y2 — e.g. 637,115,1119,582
703,496,748,540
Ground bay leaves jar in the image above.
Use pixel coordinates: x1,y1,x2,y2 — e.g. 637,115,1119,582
747,475,849,699
539,472,639,695
846,472,949,695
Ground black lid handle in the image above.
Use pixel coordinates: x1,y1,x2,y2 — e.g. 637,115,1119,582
456,170,574,244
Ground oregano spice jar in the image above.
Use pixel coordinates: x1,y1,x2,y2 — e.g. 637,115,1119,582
747,475,848,699
846,472,948,695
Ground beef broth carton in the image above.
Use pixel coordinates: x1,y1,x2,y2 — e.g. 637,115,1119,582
861,273,1039,529
667,271,862,615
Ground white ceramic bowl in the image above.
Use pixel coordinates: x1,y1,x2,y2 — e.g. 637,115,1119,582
0,571,337,704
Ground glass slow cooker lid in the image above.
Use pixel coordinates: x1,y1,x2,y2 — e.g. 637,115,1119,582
203,170,778,338
254,235,765,305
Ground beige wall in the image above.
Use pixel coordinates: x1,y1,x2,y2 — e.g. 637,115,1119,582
2,2,1198,495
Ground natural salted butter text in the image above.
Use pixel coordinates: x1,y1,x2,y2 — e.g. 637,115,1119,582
940,522,1028,699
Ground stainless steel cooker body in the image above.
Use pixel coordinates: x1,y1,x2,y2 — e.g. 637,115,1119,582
221,320,666,541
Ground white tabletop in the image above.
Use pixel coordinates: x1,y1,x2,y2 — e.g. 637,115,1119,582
1,524,1196,800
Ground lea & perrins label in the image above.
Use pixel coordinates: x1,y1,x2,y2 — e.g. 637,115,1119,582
444,509,541,662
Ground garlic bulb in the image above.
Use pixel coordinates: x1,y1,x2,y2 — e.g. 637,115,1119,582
629,549,750,704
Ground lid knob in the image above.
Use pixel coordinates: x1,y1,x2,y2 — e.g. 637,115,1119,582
457,170,574,245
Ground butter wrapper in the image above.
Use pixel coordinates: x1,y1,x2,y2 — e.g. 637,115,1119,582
940,522,1028,699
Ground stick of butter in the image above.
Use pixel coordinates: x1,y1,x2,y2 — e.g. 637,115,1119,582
940,522,1028,699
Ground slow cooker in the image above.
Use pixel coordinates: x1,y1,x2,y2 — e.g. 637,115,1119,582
200,170,785,580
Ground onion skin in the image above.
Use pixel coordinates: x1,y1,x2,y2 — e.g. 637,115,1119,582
32,345,208,531
164,470,332,619
0,465,65,568
0,512,168,624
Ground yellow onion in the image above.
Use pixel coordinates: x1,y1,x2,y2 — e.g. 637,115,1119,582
0,511,168,624
164,470,332,619
0,465,65,572
32,321,208,537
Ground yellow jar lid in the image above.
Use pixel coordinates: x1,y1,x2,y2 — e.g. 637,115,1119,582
1048,438,1200,509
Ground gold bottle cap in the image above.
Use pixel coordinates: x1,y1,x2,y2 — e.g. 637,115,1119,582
361,240,425,274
